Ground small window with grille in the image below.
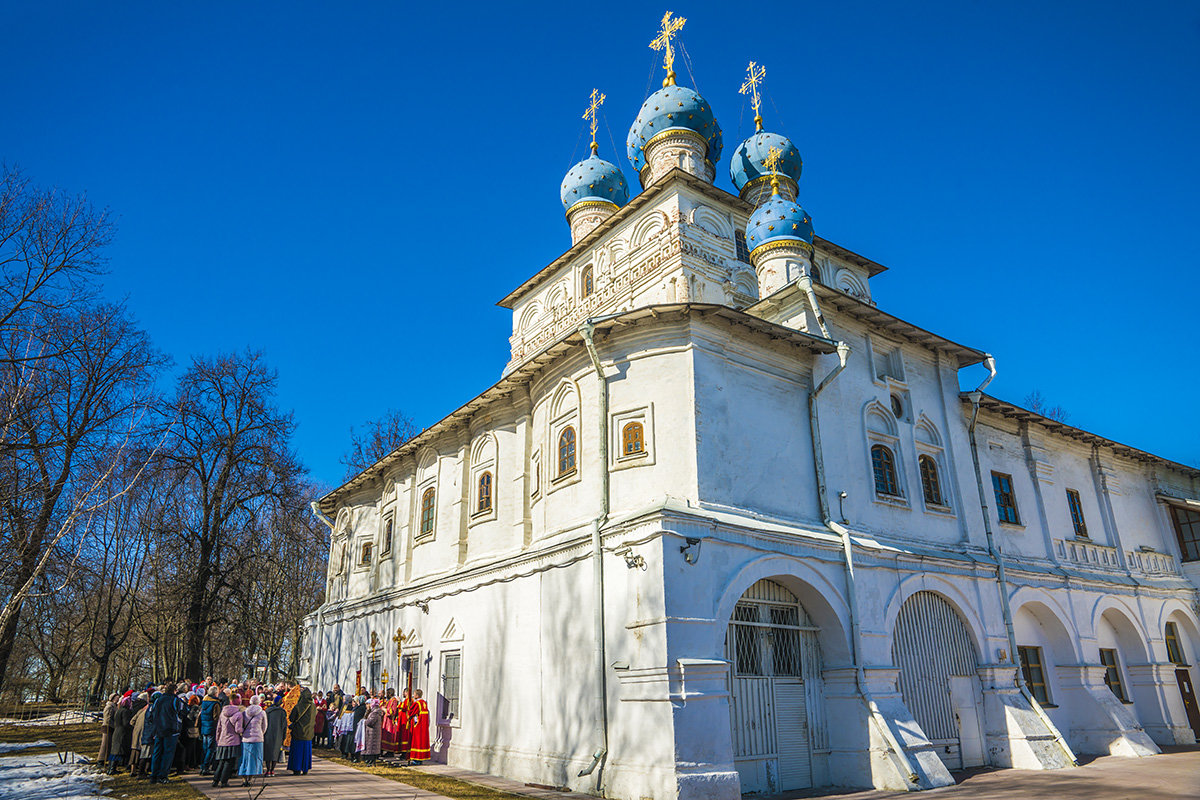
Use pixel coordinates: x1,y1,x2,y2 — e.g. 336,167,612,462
441,651,461,724
872,444,902,497
919,455,944,506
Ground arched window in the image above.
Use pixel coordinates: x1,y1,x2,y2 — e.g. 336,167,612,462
477,471,493,513
558,426,577,477
582,267,594,298
1165,622,1185,665
419,487,436,536
871,444,901,497
919,455,944,506
621,422,645,456
360,541,373,565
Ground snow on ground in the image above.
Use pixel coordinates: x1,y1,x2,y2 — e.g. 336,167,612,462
0,752,108,800
0,710,99,725
0,741,54,753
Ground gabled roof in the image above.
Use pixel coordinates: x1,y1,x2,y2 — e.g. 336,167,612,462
966,392,1200,478
747,280,987,369
497,169,889,309
319,303,837,512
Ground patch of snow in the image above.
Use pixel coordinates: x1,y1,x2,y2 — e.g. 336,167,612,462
0,741,54,754
0,752,108,800
0,711,99,725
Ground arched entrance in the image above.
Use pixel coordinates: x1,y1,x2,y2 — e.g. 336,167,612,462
891,591,986,769
726,579,822,793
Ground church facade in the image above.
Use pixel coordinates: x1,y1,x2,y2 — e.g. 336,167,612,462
303,15,1200,799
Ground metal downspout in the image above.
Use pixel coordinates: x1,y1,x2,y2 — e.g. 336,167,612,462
965,364,1077,765
800,280,920,787
578,320,611,788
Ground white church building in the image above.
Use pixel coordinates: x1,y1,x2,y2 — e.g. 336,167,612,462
304,15,1200,799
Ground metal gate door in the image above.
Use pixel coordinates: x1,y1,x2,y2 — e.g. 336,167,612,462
891,591,984,770
726,580,821,793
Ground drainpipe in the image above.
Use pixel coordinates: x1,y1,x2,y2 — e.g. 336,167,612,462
800,285,920,787
807,340,920,787
964,362,1077,765
577,320,611,787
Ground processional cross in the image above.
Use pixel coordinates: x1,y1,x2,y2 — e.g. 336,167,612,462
650,11,686,87
393,626,411,694
739,61,766,132
582,88,606,155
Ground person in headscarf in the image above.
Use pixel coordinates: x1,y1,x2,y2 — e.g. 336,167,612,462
97,693,119,766
211,694,244,788
238,695,267,785
335,699,356,760
199,686,220,775
129,692,150,777
262,696,287,777
361,697,384,765
286,688,315,775
108,694,134,774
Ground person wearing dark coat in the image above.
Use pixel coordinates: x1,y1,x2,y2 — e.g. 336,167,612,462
286,688,315,775
108,697,134,774
361,700,384,765
350,696,367,762
262,700,286,777
148,684,182,784
199,688,221,775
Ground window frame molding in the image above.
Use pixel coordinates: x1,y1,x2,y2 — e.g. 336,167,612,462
991,470,1023,528
467,434,499,526
1066,488,1089,539
1099,647,1131,704
355,538,374,571
438,647,463,728
547,382,582,493
869,440,908,507
611,404,655,471
380,510,396,557
916,451,953,515
1018,644,1054,706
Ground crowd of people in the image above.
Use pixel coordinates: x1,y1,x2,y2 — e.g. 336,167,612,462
93,678,432,787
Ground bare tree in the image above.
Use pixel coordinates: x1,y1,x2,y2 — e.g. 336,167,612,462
1023,390,1069,423
159,350,303,680
0,302,165,695
341,408,419,479
0,165,109,342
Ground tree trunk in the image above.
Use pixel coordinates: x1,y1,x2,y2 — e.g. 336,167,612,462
0,599,24,697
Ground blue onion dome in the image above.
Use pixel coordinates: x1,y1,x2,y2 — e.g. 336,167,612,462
560,148,630,214
626,84,723,173
730,131,802,194
746,191,814,258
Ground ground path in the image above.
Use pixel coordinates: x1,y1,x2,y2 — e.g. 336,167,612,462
182,756,581,800
180,748,1200,800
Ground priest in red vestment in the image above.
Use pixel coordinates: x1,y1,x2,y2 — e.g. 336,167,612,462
399,689,411,759
381,689,401,755
408,689,431,763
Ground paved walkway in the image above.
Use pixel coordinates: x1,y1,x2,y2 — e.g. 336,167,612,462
182,755,586,800
181,748,1200,800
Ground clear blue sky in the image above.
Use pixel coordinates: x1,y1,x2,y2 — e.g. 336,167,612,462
4,1,1198,487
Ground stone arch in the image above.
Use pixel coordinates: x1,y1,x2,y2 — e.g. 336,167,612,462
1094,599,1151,663
914,414,943,447
416,447,438,482
549,379,579,420
518,301,543,333
863,400,898,437
632,211,668,248
691,205,734,239
1163,606,1200,665
548,281,570,310
837,270,869,299
734,270,757,297
882,575,989,661
713,554,852,666
470,432,497,466
1011,586,1083,663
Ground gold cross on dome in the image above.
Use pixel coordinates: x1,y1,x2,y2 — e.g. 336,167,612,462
740,61,766,131
582,88,606,155
650,11,686,87
764,145,783,194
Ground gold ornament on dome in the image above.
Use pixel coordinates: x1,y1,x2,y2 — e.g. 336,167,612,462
650,11,686,87
763,145,784,195
740,61,766,132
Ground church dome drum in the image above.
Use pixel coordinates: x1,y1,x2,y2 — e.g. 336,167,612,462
731,131,802,195
746,194,813,259
626,84,723,173
560,154,630,214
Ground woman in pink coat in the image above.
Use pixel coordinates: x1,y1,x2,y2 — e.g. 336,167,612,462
238,696,267,785
211,696,244,788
